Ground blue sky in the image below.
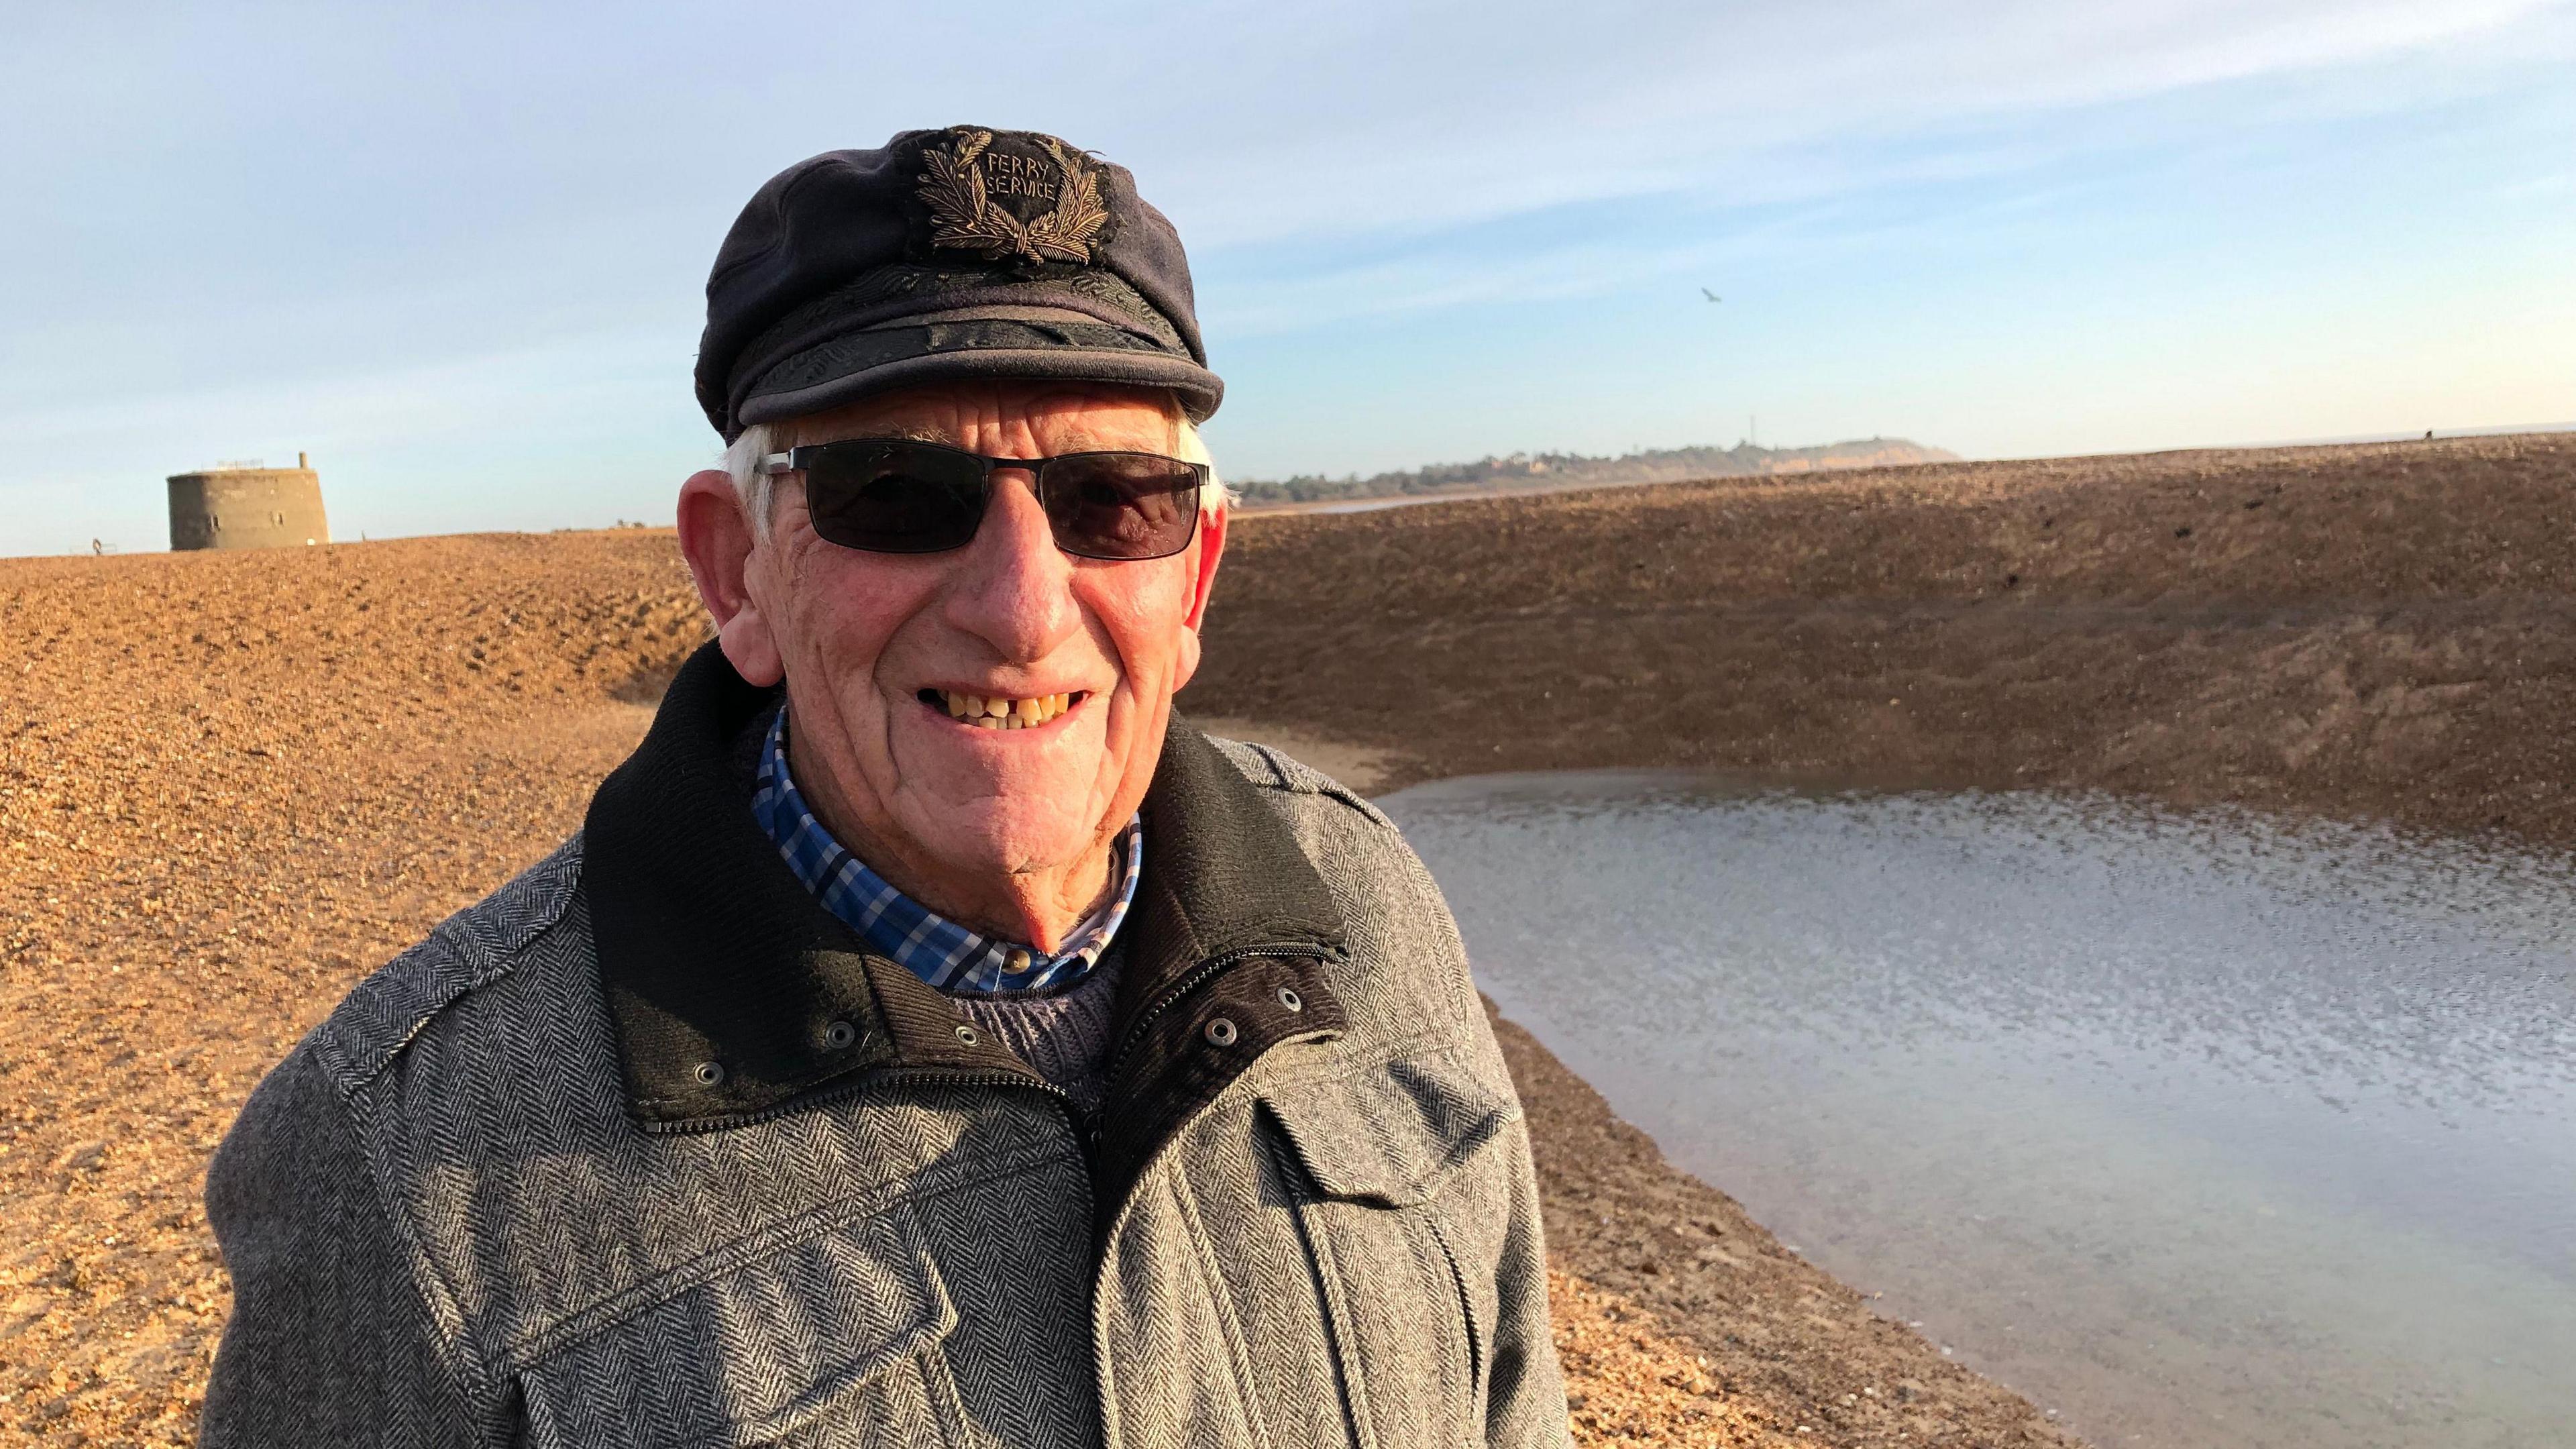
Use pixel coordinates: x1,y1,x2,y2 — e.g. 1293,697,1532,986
3,0,2571,554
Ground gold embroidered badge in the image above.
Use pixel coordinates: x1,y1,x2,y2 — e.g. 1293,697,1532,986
917,130,1110,266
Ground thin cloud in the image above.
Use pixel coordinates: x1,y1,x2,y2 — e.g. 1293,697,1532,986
1132,0,2570,247
1,0,2570,551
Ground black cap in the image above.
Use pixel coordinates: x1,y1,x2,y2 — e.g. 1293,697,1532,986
695,127,1222,443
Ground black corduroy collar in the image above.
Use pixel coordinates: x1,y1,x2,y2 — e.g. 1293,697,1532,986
581,643,1346,1140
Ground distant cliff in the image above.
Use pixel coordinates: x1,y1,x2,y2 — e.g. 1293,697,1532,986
1232,437,1960,507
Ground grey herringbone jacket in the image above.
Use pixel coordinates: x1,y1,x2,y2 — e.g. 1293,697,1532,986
203,647,1568,1449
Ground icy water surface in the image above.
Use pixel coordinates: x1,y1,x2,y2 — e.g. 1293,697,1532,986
1379,773,2576,1449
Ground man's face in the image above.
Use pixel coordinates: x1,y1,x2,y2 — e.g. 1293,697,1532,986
682,380,1224,924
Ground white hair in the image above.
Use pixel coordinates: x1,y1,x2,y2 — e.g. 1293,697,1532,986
723,423,784,530
724,400,1230,534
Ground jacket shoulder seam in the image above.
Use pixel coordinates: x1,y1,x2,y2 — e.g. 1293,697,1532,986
307,838,588,1094
1207,737,1397,832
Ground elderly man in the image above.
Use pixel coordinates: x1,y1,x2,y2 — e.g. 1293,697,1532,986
202,127,1567,1449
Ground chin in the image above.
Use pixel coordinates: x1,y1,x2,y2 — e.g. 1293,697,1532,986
904,789,1102,878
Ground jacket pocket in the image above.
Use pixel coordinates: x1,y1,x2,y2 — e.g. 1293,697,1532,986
514,1206,964,1449
1259,1051,1517,1449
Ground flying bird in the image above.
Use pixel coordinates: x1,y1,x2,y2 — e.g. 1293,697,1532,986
1701,288,1722,303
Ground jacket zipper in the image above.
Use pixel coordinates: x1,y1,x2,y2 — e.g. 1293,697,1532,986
643,1065,1069,1135
875,1066,1107,1183
868,1067,1068,1099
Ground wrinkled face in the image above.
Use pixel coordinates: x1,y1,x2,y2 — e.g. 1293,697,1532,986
707,381,1223,904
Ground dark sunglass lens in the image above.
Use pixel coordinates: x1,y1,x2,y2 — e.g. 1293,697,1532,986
1042,454,1202,560
802,443,987,553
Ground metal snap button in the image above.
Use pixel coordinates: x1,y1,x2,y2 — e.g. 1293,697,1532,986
955,1024,980,1046
822,1020,857,1051
1002,947,1034,975
1203,1016,1239,1047
693,1061,726,1087
1277,987,1304,1013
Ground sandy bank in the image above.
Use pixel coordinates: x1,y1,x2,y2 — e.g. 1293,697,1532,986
1195,432,2576,848
1,533,706,1445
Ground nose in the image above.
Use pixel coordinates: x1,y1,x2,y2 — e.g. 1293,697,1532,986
941,472,1080,663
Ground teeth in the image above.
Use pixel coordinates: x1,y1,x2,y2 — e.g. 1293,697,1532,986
938,690,1077,727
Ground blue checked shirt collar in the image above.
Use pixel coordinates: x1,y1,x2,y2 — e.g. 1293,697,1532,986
750,706,1141,996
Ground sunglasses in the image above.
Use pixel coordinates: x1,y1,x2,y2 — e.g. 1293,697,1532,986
763,439,1208,560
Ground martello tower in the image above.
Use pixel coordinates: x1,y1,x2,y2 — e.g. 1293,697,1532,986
168,453,329,551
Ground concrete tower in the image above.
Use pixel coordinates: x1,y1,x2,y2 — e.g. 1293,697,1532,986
168,452,329,551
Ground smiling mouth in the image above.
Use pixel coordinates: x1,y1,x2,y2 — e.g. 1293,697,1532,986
918,688,1087,730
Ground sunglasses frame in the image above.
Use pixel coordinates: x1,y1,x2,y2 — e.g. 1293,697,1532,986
762,439,1208,560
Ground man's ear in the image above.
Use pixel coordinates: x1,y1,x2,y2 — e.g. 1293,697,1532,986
676,468,785,687
1170,504,1228,691
1181,504,1226,633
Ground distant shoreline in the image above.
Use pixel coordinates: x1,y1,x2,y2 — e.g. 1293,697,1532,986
1228,464,1943,519
1228,436,1960,512
1230,422,2576,519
